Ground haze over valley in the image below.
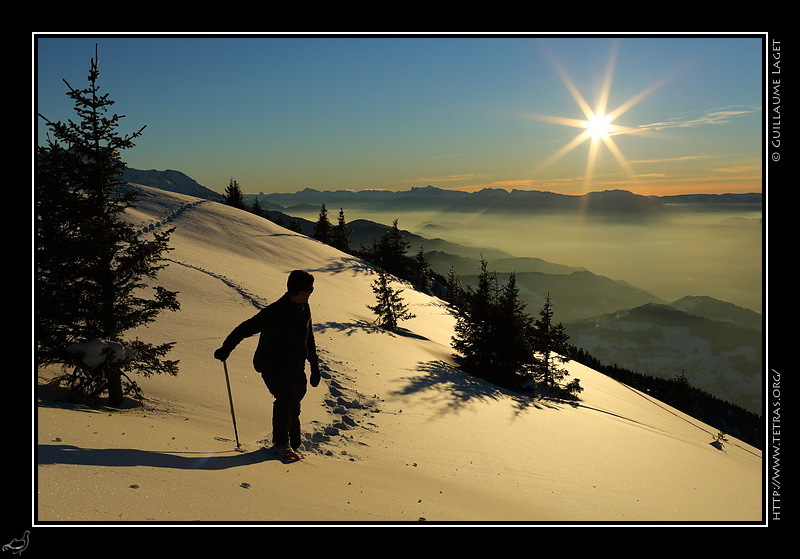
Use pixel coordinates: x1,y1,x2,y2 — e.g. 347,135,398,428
260,186,762,315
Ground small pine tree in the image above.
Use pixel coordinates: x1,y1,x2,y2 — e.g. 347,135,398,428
529,294,577,394
367,269,416,332
313,203,332,244
412,244,433,294
445,265,464,308
36,45,180,406
224,177,246,209
251,196,266,218
330,207,351,252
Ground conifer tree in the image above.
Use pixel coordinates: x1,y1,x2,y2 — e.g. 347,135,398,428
330,207,351,252
451,261,574,392
494,272,534,383
36,45,180,406
313,203,332,244
670,370,695,414
529,294,575,392
367,269,416,332
411,244,433,294
224,177,245,209
371,219,410,278
445,266,464,308
251,196,266,218
452,258,500,380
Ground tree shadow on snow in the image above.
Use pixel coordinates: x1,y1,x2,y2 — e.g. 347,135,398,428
315,320,428,341
392,360,567,417
307,257,376,277
315,319,384,337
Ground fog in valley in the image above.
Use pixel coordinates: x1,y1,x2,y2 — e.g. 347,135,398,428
289,205,763,315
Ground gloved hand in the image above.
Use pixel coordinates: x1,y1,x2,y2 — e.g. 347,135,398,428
214,347,231,362
310,362,321,387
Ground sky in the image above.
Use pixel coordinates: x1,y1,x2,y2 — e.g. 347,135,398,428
34,33,765,196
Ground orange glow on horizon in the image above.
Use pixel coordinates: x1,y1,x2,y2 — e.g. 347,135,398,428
440,178,762,197
443,185,762,196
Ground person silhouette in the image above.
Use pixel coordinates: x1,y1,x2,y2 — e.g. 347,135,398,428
214,270,321,460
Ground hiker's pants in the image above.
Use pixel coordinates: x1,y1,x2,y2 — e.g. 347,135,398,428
261,368,307,450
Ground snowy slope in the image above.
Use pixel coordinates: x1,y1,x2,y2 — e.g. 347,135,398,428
36,185,763,524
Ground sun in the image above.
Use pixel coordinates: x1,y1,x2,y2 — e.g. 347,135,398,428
584,111,614,140
524,42,673,189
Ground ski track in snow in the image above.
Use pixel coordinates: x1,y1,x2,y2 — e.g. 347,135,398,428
132,195,378,461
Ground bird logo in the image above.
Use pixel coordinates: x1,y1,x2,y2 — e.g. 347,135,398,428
2,531,29,555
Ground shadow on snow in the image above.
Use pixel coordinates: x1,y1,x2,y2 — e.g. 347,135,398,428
37,443,277,470
392,359,577,417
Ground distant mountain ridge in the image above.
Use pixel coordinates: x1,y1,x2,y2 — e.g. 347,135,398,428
122,168,762,220
255,185,762,222
670,295,762,331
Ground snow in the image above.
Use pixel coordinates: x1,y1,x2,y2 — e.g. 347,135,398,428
66,339,133,368
36,185,763,525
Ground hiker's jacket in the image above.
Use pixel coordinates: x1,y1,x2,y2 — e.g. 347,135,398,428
221,293,319,375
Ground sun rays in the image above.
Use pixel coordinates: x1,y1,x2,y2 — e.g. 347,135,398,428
527,42,674,191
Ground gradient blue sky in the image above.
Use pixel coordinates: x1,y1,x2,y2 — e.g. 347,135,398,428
35,33,764,196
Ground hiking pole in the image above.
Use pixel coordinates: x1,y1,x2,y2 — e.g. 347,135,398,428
222,360,241,451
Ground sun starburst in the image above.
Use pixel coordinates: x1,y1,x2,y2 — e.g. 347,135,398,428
584,112,614,140
525,42,673,191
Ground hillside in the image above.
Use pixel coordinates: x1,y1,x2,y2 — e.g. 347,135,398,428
670,295,762,332
36,185,763,525
566,303,762,414
122,168,223,201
